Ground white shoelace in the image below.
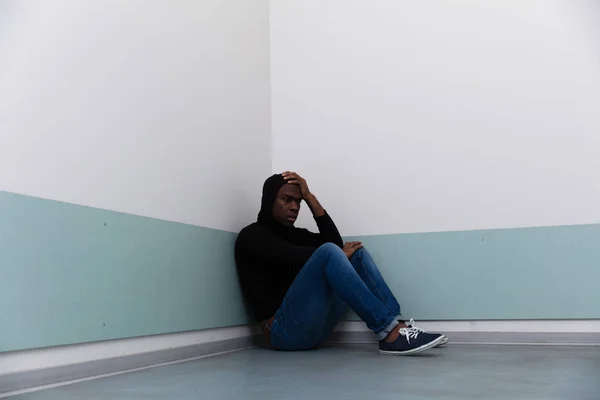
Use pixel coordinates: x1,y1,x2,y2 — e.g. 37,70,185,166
409,319,448,343
408,318,425,333
398,327,421,344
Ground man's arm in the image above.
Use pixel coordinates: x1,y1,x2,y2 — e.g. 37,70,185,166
313,210,344,248
303,193,325,218
283,171,344,248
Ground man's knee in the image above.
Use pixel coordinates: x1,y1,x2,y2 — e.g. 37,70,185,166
349,246,368,262
315,242,345,258
353,247,365,257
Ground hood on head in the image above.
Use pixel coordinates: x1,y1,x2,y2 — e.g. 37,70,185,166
257,174,287,224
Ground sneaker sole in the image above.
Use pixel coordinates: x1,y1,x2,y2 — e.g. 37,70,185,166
379,335,446,356
435,336,449,347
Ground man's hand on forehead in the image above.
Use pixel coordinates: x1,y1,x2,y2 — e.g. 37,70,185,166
282,171,312,200
282,171,326,218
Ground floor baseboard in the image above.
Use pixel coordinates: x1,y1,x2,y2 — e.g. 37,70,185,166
328,330,600,345
330,320,600,345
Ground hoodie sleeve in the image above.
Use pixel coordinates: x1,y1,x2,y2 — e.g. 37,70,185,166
313,211,344,248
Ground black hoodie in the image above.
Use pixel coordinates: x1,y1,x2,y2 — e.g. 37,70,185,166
234,174,344,322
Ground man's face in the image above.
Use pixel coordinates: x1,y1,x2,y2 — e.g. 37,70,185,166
272,184,302,226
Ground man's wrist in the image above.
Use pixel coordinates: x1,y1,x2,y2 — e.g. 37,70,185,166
304,193,316,204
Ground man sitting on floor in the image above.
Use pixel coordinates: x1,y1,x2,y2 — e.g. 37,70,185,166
234,172,447,355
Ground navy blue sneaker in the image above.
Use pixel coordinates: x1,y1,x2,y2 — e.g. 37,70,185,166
379,327,445,355
408,318,449,347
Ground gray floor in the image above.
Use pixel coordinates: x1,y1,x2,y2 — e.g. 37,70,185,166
10,344,600,400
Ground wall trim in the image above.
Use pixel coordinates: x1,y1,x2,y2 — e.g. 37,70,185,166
0,325,261,397
336,319,600,333
330,320,600,345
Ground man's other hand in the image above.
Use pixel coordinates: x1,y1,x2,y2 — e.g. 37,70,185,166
343,241,363,258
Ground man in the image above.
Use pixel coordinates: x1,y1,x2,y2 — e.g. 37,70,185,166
235,172,447,355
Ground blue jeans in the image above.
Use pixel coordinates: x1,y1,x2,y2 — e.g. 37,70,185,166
270,243,402,350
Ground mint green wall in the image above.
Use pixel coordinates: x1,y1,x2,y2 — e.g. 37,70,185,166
347,224,600,320
3,190,599,352
0,191,247,352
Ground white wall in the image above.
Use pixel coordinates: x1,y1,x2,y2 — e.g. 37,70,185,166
271,0,600,236
0,0,271,232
